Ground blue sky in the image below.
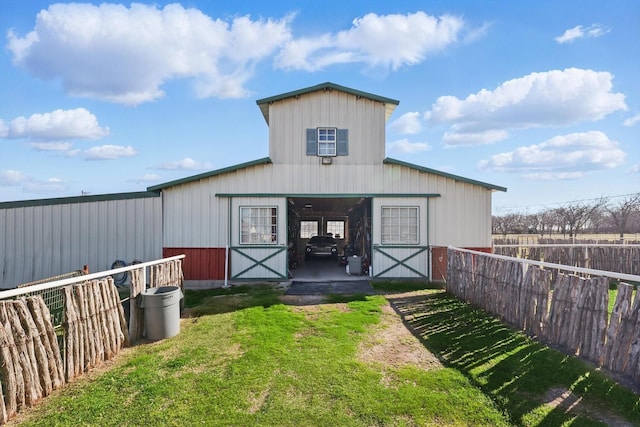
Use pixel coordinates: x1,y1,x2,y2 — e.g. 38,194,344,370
0,1,638,214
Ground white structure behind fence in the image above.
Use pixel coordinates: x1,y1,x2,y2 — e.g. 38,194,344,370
0,192,162,289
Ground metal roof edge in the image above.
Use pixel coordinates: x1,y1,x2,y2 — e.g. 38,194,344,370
147,157,273,191
0,191,160,209
383,158,507,192
216,193,441,198
255,82,400,106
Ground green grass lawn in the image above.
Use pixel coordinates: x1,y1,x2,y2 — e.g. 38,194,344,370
12,283,640,426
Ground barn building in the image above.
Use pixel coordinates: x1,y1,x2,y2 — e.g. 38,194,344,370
151,82,506,282
0,82,506,288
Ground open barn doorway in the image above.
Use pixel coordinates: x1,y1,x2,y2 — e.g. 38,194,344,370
287,196,371,281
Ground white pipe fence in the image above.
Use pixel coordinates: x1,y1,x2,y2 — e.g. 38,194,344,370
0,255,183,424
0,254,186,337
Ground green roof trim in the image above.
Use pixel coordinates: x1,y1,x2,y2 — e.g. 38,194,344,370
256,82,400,106
383,158,507,192
0,191,160,209
216,193,441,198
256,82,400,124
147,157,272,191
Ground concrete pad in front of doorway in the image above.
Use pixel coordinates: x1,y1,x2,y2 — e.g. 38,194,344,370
285,280,374,296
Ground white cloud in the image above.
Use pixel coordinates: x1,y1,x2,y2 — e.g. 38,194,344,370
443,129,508,146
128,173,162,184
30,142,73,151
522,172,586,180
477,131,626,179
155,157,213,171
0,170,67,194
389,112,423,134
387,138,431,154
22,177,66,194
629,164,640,174
84,145,137,160
275,12,465,71
7,4,292,104
0,120,7,138
426,68,627,146
623,113,640,127
0,170,28,186
3,108,109,140
555,24,609,44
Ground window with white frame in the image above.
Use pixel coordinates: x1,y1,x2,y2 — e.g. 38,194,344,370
381,206,419,244
300,221,318,238
240,206,277,244
317,128,337,156
326,220,345,238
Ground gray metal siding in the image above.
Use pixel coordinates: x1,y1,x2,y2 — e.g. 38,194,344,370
0,196,162,288
268,91,386,165
161,162,493,250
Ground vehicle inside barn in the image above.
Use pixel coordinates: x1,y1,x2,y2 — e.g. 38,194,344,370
287,197,371,280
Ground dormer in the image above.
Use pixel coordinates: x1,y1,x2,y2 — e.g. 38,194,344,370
256,82,399,166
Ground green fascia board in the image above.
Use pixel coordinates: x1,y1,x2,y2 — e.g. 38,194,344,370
383,158,507,192
256,82,400,124
0,191,160,209
256,82,400,107
216,193,441,198
147,157,272,191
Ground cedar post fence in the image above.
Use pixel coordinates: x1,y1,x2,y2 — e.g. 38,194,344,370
446,246,640,386
0,254,185,424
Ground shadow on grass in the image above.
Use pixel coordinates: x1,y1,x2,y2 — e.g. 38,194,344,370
388,291,640,427
184,284,285,316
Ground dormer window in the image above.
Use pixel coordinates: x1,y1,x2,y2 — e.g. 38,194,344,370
306,128,348,157
317,128,336,156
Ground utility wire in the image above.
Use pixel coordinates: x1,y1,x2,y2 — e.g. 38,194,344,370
495,192,639,213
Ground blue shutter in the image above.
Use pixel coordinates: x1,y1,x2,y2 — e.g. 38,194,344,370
337,129,348,156
306,129,317,155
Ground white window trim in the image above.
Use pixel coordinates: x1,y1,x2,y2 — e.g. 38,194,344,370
239,206,278,245
381,206,420,245
317,127,337,157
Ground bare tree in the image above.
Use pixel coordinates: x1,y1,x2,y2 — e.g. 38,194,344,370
492,213,526,236
555,199,606,238
605,193,640,240
539,210,557,236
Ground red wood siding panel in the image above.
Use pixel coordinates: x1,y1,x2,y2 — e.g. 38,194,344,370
431,246,492,282
431,247,448,282
162,248,227,280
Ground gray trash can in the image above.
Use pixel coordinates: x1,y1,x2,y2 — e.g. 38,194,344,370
140,286,183,341
347,256,362,275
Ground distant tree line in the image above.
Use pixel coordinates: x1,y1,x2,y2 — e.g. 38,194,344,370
492,193,640,239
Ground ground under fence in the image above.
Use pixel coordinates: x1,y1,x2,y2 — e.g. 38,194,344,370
0,255,184,425
447,247,640,387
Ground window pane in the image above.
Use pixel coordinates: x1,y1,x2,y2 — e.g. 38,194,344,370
300,221,318,239
381,207,419,244
326,221,344,238
240,207,278,244
317,128,336,156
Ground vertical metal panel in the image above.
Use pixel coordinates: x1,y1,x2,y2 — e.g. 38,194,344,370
371,197,430,279
0,195,162,289
161,162,494,251
228,197,287,280
268,90,386,166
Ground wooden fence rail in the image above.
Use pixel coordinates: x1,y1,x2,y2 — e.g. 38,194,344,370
493,244,640,276
447,247,640,386
0,255,185,425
